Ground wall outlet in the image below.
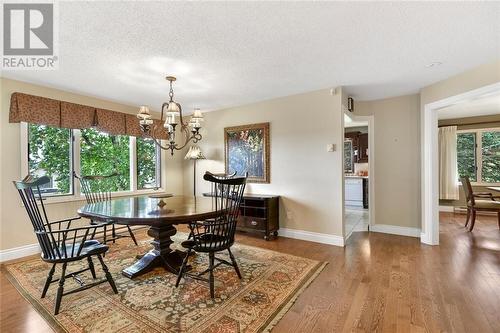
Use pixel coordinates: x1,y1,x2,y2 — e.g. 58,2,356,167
286,210,294,220
327,144,336,152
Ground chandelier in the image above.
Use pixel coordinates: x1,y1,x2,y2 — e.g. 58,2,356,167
136,76,204,155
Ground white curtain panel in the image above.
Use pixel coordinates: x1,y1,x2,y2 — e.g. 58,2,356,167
439,126,459,200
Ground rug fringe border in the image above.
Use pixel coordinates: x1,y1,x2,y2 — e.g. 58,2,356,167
260,261,329,333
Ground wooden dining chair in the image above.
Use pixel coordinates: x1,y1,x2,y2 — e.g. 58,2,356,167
13,176,118,315
176,172,247,298
186,170,238,240
461,176,500,231
74,172,138,246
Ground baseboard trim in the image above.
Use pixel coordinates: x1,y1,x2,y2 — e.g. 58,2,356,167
0,243,40,263
439,205,455,212
370,224,421,238
279,228,344,247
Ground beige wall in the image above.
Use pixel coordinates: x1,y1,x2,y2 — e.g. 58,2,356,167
182,89,346,237
354,94,421,228
0,78,184,251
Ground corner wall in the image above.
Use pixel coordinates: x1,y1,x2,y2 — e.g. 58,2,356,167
354,94,421,229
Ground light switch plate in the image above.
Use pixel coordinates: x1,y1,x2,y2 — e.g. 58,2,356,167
327,144,335,152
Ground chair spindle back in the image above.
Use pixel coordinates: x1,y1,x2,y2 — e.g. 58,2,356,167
192,172,246,251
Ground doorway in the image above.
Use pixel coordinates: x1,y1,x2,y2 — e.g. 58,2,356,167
343,113,375,240
421,81,500,245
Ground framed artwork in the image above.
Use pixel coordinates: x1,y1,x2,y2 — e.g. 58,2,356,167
224,122,270,183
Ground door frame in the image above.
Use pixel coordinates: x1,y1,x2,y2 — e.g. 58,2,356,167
420,81,500,245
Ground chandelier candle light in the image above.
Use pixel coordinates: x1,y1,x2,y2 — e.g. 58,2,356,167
136,76,204,155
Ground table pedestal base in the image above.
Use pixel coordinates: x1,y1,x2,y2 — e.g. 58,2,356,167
122,224,187,279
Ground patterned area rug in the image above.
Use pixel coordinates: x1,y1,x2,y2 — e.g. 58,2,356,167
4,232,326,333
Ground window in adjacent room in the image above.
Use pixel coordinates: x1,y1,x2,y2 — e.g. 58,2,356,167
457,128,500,184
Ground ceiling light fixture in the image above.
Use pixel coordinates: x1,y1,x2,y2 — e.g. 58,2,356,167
137,76,204,155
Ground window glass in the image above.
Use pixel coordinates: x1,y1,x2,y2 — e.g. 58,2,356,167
457,132,477,182
137,137,160,189
28,124,72,195
481,130,500,183
80,128,130,191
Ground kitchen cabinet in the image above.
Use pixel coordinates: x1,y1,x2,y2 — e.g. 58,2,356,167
344,131,368,163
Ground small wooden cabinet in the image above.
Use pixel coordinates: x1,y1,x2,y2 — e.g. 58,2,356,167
203,193,279,240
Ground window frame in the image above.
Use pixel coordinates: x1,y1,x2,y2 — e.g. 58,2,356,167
457,127,500,186
20,122,165,204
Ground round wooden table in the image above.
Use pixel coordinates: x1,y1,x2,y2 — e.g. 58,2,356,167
78,195,222,279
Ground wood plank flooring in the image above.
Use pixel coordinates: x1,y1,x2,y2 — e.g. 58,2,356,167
1,212,499,332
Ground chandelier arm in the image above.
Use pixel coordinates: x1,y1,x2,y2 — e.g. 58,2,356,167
160,102,169,122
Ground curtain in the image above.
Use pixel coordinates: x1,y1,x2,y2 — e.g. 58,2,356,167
9,92,165,138
439,126,459,200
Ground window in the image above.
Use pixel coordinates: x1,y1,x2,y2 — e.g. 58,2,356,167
24,123,162,198
137,137,161,189
457,128,500,184
80,128,130,191
28,124,73,195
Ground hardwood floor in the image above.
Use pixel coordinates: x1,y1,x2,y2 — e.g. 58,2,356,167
1,212,499,332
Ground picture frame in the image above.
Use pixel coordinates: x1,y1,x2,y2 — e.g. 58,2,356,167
224,122,270,183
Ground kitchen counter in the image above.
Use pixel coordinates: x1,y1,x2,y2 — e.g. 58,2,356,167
345,175,369,179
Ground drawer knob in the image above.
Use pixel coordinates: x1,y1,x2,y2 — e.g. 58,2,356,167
251,220,258,226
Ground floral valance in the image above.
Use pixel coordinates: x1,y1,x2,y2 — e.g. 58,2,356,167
9,92,167,139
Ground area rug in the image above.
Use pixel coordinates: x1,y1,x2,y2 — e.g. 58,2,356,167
3,232,326,333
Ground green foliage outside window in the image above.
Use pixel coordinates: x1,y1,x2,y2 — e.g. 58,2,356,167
137,138,159,189
481,131,500,183
80,128,130,191
457,132,476,182
28,124,72,194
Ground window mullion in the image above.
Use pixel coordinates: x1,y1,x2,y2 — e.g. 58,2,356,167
130,136,137,191
73,129,81,197
476,131,482,183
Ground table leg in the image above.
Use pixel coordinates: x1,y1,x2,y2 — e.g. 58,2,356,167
122,224,186,279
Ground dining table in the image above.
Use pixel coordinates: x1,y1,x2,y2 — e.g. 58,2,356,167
78,195,223,279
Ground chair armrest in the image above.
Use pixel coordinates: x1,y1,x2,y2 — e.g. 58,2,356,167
37,224,106,235
45,216,82,226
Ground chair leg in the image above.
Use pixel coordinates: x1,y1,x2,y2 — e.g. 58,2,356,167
87,257,97,279
112,224,116,244
127,226,138,246
96,254,118,294
227,248,242,279
469,210,477,232
497,212,500,229
54,263,67,315
175,249,191,287
209,252,215,299
41,263,56,298
103,225,107,244
465,208,471,227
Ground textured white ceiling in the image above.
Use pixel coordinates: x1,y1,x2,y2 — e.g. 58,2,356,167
2,2,500,113
437,92,500,120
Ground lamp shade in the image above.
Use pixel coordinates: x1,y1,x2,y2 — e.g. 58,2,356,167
185,145,206,160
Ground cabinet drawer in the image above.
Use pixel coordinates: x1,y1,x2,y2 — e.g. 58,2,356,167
239,217,267,230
